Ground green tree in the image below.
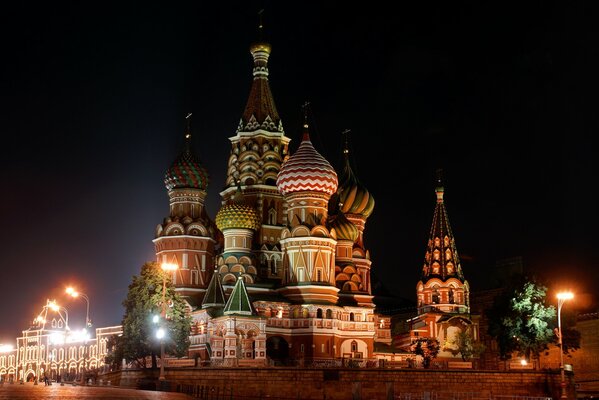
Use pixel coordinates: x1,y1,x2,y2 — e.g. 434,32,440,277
487,276,557,360
410,337,440,368
447,329,486,361
118,262,191,368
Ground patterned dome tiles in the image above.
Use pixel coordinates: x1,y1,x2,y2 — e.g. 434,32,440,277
338,160,375,218
277,136,338,196
216,202,261,231
164,150,209,191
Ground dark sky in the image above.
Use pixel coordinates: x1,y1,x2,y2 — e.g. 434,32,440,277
0,2,597,341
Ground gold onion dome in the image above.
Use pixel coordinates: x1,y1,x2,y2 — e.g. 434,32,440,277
338,157,374,218
215,190,261,232
329,211,359,242
250,41,271,55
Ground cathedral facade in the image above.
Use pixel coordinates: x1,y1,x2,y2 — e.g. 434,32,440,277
153,35,477,367
153,37,388,367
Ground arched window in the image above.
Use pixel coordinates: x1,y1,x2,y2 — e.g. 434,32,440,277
350,312,355,321
432,288,440,304
316,309,323,318
351,340,358,352
326,309,333,319
449,288,455,304
268,208,277,225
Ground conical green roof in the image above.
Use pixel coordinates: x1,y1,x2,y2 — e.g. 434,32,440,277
223,277,253,316
202,271,226,309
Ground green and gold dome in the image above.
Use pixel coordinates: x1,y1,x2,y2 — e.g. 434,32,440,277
329,211,359,242
215,190,261,232
338,155,375,218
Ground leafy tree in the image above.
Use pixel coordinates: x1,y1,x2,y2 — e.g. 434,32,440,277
117,262,191,368
558,308,581,355
487,276,558,360
104,334,124,370
447,329,486,361
410,337,440,368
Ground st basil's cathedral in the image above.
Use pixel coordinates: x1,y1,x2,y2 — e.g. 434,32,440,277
152,33,479,366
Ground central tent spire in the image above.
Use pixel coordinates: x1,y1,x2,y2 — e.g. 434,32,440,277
239,11,281,133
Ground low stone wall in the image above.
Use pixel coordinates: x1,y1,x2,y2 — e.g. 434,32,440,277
102,367,572,399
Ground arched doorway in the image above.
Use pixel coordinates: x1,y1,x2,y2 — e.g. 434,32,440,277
266,336,289,365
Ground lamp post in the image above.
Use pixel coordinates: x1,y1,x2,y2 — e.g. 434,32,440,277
557,291,573,399
66,287,91,384
159,262,178,382
65,288,91,328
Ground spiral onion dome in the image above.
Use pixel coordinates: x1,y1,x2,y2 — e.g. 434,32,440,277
329,212,359,242
338,159,375,218
215,201,261,231
277,129,338,196
164,149,209,191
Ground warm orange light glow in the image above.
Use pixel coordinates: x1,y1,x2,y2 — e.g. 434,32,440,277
48,301,60,311
557,292,574,300
520,359,528,366
161,262,178,271
66,287,80,297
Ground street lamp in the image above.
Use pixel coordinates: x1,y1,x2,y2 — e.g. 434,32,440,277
158,262,178,382
65,287,91,385
65,287,91,328
557,291,574,399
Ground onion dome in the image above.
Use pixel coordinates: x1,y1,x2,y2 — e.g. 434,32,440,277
164,114,209,191
277,124,338,196
215,188,261,231
329,211,359,242
338,142,374,218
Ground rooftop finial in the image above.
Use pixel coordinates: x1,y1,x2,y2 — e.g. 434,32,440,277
342,129,351,156
184,113,193,152
435,168,445,203
301,101,311,141
258,9,264,39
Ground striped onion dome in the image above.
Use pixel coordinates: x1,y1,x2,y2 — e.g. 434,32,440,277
329,211,359,242
215,189,261,231
277,124,338,196
338,154,375,218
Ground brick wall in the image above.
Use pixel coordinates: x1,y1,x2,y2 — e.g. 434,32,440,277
103,367,571,399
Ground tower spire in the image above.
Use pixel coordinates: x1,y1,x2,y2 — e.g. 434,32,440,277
301,101,311,141
184,113,192,153
257,9,264,40
239,12,281,133
342,129,351,157
435,168,444,203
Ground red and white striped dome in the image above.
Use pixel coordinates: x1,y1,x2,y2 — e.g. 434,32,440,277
277,127,338,196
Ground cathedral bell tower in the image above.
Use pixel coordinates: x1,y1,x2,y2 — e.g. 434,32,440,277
220,24,291,283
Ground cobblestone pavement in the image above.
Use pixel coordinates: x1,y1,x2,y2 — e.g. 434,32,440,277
0,382,191,399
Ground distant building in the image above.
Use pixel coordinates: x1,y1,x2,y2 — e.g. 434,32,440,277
0,300,120,383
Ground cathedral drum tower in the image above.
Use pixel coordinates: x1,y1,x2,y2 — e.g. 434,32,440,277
154,116,218,303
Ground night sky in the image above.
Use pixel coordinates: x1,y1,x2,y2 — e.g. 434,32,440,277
1,2,596,341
